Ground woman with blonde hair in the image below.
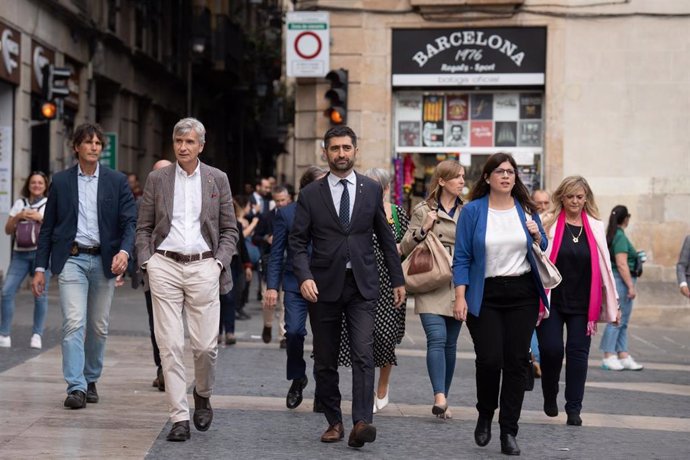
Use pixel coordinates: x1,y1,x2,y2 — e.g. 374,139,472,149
400,159,465,419
537,176,619,426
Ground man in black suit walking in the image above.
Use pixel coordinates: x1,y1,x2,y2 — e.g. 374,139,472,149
289,126,405,448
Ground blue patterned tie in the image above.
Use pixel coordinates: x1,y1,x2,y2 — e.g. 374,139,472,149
339,179,350,228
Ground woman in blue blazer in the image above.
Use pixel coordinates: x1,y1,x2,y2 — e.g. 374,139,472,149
453,153,548,456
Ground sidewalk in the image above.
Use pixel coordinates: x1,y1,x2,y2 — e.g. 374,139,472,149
0,284,688,459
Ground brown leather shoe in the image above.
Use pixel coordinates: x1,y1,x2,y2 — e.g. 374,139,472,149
320,422,344,443
348,421,376,448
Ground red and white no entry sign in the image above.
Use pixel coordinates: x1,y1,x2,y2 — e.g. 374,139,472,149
294,31,322,60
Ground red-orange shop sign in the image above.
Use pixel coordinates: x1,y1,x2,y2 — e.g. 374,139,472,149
0,21,21,85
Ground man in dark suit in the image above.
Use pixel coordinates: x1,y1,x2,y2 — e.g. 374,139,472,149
136,117,238,442
289,126,405,448
32,122,137,410
264,166,326,409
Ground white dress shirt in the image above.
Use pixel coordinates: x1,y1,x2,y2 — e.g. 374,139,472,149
327,170,356,220
158,161,211,254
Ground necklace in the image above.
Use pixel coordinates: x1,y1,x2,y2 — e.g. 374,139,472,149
566,223,583,243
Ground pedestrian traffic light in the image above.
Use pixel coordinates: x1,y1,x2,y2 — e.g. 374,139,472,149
41,65,71,101
324,69,348,125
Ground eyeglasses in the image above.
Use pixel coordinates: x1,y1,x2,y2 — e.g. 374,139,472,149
492,168,515,176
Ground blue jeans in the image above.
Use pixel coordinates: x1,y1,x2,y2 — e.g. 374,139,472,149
530,331,540,363
1,250,51,336
600,273,636,354
419,313,462,396
284,290,309,380
58,254,115,394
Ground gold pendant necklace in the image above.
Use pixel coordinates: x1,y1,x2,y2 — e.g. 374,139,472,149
566,223,583,243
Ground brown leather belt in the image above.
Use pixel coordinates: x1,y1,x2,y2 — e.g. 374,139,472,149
156,250,214,264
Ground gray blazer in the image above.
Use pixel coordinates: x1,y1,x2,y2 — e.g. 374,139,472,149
677,235,690,286
135,161,239,294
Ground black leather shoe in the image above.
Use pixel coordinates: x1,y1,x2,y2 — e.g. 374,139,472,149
474,416,492,447
543,396,558,417
500,433,521,456
193,387,213,431
167,421,190,442
157,367,165,392
64,390,87,409
567,413,582,426
262,326,272,344
86,382,99,403
286,376,308,409
279,338,287,349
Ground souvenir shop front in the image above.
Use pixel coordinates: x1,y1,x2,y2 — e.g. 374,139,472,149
390,27,547,208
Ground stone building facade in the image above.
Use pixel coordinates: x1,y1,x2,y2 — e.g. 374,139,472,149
290,0,690,308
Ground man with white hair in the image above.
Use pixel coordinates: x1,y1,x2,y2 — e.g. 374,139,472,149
136,118,238,442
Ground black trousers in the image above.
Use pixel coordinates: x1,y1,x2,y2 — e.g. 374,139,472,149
536,306,591,415
144,289,161,369
308,271,376,426
466,273,539,436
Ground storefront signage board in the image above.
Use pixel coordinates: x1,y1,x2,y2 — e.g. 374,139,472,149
392,27,546,87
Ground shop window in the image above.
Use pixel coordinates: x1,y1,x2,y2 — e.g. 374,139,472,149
393,90,544,207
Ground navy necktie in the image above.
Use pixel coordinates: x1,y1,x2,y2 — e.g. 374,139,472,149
339,179,350,228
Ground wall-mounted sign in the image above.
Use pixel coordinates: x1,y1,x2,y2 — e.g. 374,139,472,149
31,41,54,95
0,21,21,85
101,132,117,170
63,57,81,110
392,27,546,87
286,11,329,78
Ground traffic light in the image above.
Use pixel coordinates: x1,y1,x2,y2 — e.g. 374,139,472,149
324,69,348,125
39,101,57,120
42,65,71,101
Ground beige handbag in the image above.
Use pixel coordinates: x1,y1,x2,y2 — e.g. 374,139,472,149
531,241,562,290
402,231,452,294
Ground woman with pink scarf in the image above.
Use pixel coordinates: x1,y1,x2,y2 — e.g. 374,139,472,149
536,176,620,426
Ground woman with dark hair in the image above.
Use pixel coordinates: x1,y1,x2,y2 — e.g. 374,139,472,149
0,172,51,349
453,152,548,456
400,159,465,420
537,176,619,426
599,205,644,371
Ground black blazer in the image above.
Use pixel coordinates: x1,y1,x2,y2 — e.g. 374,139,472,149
36,164,137,277
289,172,404,303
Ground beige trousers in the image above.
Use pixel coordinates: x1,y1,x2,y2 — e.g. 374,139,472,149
147,253,220,422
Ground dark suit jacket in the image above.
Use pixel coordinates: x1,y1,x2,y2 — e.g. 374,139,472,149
266,202,299,293
35,164,137,277
289,172,404,303
135,161,239,294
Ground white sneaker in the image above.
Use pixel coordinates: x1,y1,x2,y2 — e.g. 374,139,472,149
602,356,624,371
619,356,643,371
0,335,10,348
30,334,42,350
373,392,377,414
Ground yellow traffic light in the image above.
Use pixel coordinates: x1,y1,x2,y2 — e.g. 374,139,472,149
40,101,57,120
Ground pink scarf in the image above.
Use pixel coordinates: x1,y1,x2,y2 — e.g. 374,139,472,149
546,211,603,336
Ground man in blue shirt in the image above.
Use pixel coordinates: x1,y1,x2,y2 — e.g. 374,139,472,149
33,123,137,409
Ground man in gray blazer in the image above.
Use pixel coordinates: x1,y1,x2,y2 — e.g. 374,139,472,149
136,118,238,442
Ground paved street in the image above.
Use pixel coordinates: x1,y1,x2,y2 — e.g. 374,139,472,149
0,282,688,459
